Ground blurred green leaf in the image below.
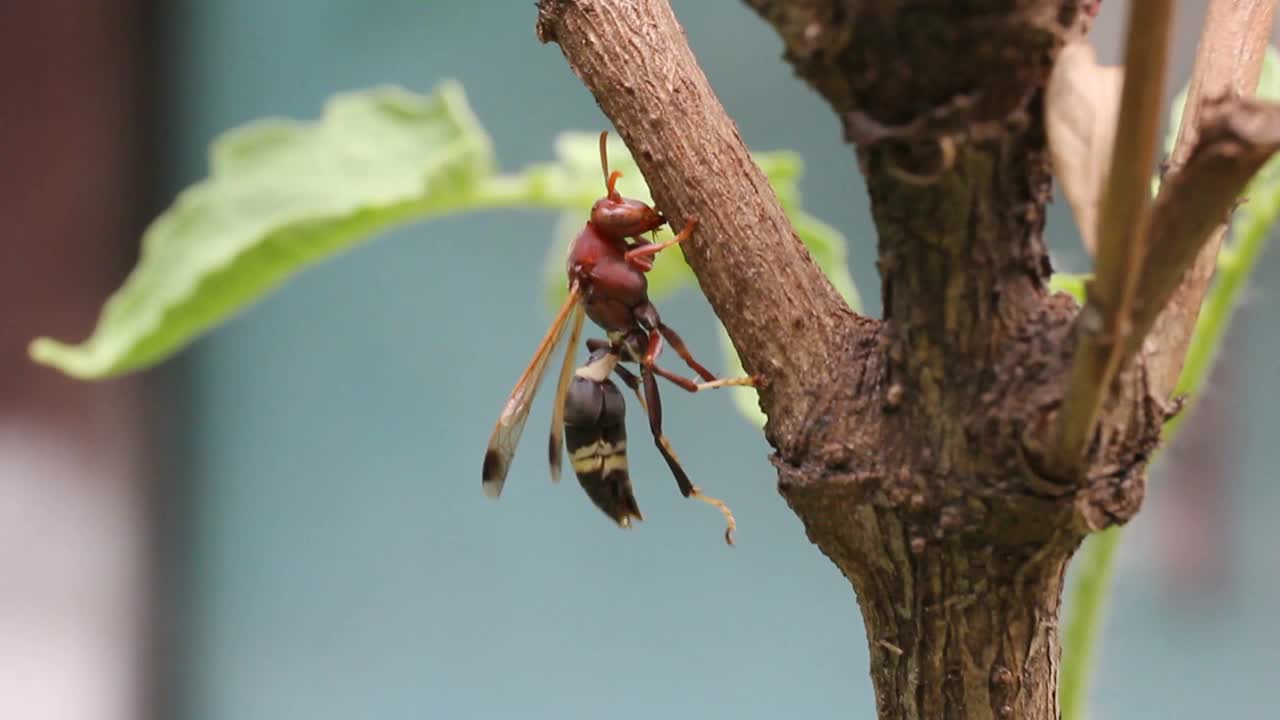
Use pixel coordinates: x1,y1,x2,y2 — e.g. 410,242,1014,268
31,85,856,385
1161,88,1189,159
31,83,492,378
1048,272,1090,304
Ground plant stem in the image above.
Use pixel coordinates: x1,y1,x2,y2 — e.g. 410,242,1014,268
1059,526,1122,720
1059,192,1278,720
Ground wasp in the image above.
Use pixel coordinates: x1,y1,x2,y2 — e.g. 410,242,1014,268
481,131,756,544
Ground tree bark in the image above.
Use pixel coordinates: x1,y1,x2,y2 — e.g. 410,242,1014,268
733,4,1134,717
535,1,1275,718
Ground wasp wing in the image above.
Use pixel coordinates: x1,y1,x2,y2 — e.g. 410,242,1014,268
548,303,587,483
482,286,582,498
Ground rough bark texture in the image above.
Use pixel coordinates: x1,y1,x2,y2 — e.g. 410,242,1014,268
535,1,1275,719
731,4,1158,718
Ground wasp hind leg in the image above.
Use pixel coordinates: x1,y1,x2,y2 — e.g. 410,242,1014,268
637,340,736,546
649,364,758,393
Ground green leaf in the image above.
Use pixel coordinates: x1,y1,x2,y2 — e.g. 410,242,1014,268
1161,88,1189,160
1048,272,1090,304
31,82,493,378
32,87,856,385
1258,44,1280,98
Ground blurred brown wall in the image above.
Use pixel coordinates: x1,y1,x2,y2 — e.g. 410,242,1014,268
0,3,154,720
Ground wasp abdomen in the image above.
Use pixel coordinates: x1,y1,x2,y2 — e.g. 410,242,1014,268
564,375,643,526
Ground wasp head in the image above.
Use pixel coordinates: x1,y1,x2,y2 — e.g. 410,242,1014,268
590,193,665,239
593,130,667,239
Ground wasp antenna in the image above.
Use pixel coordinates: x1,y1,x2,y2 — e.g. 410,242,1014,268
599,130,610,189
599,131,623,200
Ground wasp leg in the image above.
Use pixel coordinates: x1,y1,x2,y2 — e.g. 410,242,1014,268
640,331,736,545
626,321,757,393
609,362,651,414
624,217,698,269
629,305,722,387
648,363,757,394
652,321,720,381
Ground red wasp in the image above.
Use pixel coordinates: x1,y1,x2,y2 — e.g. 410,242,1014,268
482,131,755,544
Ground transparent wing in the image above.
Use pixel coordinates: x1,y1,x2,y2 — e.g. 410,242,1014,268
482,286,582,498
547,303,587,483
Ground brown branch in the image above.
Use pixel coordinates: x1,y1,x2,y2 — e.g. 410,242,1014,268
1143,0,1279,396
1048,0,1175,476
1130,96,1280,364
535,1,1219,718
555,1,1116,717
1169,0,1277,170
534,0,862,451
1052,0,1278,471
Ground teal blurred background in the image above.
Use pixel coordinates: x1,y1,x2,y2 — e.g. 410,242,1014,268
3,2,1278,719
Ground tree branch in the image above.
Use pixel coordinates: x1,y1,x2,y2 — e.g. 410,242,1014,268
617,2,1126,718
1050,0,1278,476
1142,0,1279,397
535,0,863,451
1048,0,1174,477
1130,95,1280,366
535,1,1206,718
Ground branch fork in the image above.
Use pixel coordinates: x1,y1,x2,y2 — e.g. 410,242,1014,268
1049,0,1280,478
536,0,1280,718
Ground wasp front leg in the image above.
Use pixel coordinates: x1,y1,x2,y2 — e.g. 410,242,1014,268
624,217,698,272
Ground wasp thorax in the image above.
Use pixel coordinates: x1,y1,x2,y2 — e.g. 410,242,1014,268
590,196,665,239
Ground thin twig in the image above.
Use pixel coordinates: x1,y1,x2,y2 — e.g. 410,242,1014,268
1049,0,1175,475
1059,6,1280,718
1129,96,1280,361
1142,0,1279,396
